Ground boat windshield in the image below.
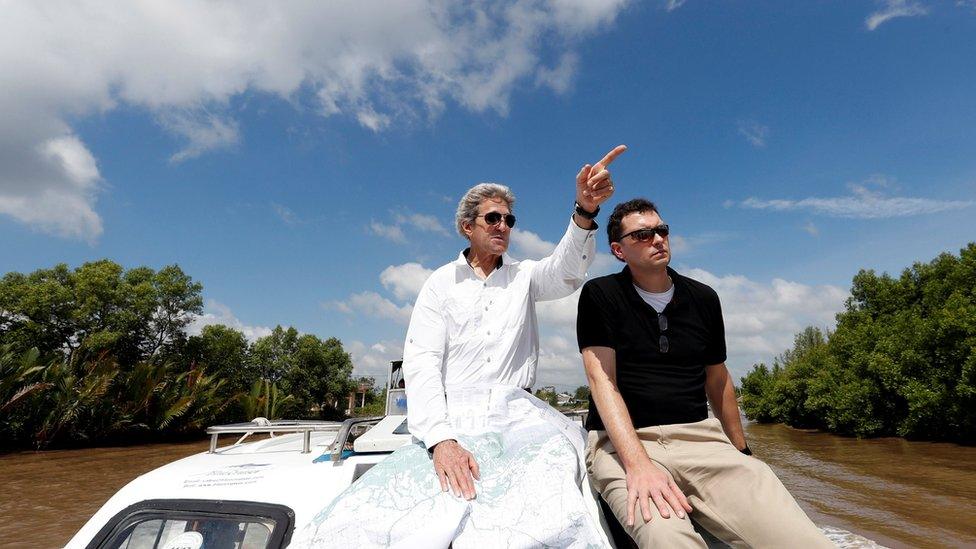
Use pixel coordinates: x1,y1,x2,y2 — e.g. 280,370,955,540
89,500,293,549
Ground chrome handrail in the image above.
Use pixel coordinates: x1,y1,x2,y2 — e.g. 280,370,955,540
206,418,343,453
330,416,385,465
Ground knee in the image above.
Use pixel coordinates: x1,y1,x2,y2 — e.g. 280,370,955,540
630,518,704,549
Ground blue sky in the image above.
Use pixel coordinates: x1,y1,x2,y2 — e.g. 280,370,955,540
2,1,974,389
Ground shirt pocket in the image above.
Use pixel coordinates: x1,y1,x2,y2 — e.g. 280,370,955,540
444,293,481,337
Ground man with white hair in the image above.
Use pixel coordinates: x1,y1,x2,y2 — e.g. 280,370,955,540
297,146,625,548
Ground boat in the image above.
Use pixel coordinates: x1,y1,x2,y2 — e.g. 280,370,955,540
66,361,726,548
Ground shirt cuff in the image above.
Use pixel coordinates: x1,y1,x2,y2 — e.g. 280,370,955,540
423,424,457,451
568,216,599,236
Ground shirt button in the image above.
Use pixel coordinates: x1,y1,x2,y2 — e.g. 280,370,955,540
487,331,491,336
486,357,491,362
484,306,489,311
582,254,587,260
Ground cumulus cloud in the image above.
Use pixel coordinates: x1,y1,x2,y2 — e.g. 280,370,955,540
186,299,274,341
736,176,974,219
737,120,769,148
368,210,451,242
368,221,407,243
347,339,405,382
510,228,557,259
866,0,928,30
380,262,435,301
329,291,413,324
0,0,629,240
394,212,450,236
683,268,848,380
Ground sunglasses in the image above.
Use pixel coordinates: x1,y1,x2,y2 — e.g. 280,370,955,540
477,211,517,228
619,224,669,243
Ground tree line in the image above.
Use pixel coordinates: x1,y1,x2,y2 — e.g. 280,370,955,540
0,259,366,451
740,243,976,443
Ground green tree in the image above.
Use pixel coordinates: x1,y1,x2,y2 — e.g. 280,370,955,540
250,326,355,419
0,261,202,367
185,324,252,391
574,385,590,402
741,243,976,442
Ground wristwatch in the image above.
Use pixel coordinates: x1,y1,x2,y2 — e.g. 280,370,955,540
574,202,599,220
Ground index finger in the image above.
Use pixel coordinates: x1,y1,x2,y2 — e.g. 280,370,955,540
596,144,627,168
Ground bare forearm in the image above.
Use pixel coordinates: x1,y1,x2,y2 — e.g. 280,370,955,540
584,350,650,470
705,363,747,450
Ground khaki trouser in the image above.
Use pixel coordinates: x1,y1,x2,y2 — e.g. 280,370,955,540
586,418,834,548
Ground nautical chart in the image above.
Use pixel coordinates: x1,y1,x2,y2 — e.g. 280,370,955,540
292,390,607,549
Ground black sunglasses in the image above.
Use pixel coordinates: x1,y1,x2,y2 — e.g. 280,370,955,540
477,212,517,228
619,224,669,243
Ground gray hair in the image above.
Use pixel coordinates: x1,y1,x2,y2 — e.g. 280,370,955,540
455,183,516,239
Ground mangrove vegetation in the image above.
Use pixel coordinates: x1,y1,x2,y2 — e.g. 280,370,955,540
0,260,368,451
741,243,976,442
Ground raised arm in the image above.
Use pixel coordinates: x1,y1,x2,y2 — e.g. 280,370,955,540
531,145,626,301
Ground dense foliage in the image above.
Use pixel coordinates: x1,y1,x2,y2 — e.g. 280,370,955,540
0,260,361,450
741,244,976,442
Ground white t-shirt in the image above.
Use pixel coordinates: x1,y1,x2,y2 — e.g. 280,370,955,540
633,280,674,313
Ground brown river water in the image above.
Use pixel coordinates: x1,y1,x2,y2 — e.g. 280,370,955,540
1,422,974,548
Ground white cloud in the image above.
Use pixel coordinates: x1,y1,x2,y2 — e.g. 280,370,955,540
534,53,579,94
0,133,103,242
866,0,928,30
803,221,819,236
272,203,300,226
736,176,974,219
665,0,687,11
0,1,629,240
683,268,848,380
737,120,769,148
186,299,274,342
158,108,240,163
380,262,434,301
329,291,413,324
347,339,405,382
368,221,407,243
510,228,557,259
394,212,450,236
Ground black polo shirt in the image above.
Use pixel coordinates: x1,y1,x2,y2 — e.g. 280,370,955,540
577,266,726,431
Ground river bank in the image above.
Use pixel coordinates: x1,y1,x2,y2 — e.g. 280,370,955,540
1,422,974,548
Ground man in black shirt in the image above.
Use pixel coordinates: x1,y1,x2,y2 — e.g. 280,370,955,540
577,198,831,548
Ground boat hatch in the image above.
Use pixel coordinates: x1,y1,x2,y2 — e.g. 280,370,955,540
84,499,294,549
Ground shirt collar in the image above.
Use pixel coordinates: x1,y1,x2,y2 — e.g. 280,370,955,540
455,248,518,269
617,265,685,311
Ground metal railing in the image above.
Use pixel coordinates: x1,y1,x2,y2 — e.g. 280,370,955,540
330,416,384,465
206,418,343,454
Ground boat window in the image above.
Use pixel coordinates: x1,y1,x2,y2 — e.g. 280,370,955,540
87,500,293,549
103,515,274,549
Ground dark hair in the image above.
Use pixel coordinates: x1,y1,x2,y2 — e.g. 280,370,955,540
607,198,659,247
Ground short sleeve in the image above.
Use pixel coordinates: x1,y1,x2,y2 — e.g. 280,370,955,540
704,290,727,365
577,281,616,351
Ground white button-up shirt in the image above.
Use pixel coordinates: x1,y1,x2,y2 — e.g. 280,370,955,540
402,218,597,448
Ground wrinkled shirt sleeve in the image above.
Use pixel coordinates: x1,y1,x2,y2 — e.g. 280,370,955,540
402,275,455,449
530,217,597,301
